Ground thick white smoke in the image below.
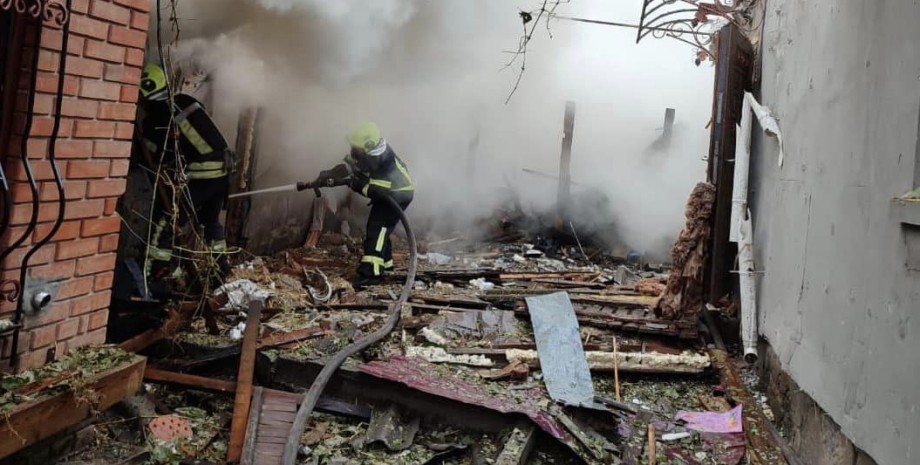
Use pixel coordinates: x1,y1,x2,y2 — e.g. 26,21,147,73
160,0,713,254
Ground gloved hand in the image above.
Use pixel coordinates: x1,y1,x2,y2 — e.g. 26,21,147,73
314,170,336,187
349,172,369,193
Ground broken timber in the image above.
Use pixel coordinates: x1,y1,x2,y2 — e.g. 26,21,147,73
495,422,537,465
0,355,146,460
228,300,263,462
709,348,787,465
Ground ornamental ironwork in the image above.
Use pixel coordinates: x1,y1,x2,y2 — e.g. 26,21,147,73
638,0,750,64
0,0,70,26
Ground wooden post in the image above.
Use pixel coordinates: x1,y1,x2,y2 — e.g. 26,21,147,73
647,423,656,465
227,299,263,463
558,101,576,219
613,336,621,402
226,107,261,247
662,108,675,149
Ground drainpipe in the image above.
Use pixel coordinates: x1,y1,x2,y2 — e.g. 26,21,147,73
731,93,757,363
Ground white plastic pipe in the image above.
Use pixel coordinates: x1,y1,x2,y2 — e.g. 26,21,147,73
729,97,754,243
738,211,758,363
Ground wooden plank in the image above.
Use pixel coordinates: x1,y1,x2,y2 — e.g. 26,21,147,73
0,356,146,460
495,422,537,465
241,387,263,465
144,367,236,393
227,300,264,462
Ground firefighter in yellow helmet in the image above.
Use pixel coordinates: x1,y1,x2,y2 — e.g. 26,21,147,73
138,62,233,289
313,122,414,288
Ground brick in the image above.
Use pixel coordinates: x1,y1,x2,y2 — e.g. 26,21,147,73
57,318,81,340
65,56,105,78
33,94,54,115
26,138,49,159
63,198,105,220
71,289,111,315
9,184,34,203
82,216,122,236
34,220,82,242
66,327,107,352
69,14,109,40
10,203,59,225
108,26,146,49
84,38,124,63
35,73,79,96
76,253,116,276
104,198,118,215
56,237,101,259
114,0,151,12
30,260,76,280
130,10,150,30
94,140,133,158
29,118,71,139
30,324,56,349
38,50,59,72
125,48,144,67
110,159,130,177
67,160,110,178
119,85,139,103
99,233,119,252
114,122,134,140
89,0,130,25
79,79,121,101
104,64,143,86
7,159,60,181
74,120,116,138
2,245,55,269
93,271,115,292
41,28,81,54
56,139,94,158
87,309,109,330
98,101,137,120
61,98,99,118
40,180,87,201
71,0,89,14
86,179,127,198
57,276,95,299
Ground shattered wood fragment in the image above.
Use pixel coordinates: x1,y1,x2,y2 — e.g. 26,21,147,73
144,367,236,393
228,300,264,462
506,349,710,374
655,183,716,320
708,348,788,465
494,422,537,465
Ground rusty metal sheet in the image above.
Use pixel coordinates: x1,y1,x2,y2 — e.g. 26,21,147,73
359,356,568,441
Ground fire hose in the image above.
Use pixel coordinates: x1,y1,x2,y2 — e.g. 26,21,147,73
276,187,417,465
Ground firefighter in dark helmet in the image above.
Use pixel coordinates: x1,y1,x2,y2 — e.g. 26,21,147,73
314,122,414,288
137,62,232,287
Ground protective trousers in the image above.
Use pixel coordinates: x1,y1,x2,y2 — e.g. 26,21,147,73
147,176,229,277
357,199,410,278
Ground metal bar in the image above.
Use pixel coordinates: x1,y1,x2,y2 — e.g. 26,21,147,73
7,16,44,369
14,0,71,369
636,0,653,43
638,8,701,41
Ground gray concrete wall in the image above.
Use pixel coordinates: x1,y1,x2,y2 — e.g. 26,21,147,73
750,1,920,464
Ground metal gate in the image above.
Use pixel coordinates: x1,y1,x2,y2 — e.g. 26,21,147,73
0,0,73,368
706,24,754,303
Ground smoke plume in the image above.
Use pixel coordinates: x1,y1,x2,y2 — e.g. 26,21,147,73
160,0,713,255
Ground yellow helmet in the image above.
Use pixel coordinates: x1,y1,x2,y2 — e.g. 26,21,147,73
346,122,382,153
140,63,168,101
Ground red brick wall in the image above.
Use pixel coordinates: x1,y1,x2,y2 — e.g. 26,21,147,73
1,0,150,371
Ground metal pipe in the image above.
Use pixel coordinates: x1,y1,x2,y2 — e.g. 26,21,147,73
7,17,45,368
282,194,418,465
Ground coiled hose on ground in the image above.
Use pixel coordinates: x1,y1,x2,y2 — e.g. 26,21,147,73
282,194,417,464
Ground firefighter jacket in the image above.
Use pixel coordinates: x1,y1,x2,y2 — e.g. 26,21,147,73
141,93,230,180
323,144,414,204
